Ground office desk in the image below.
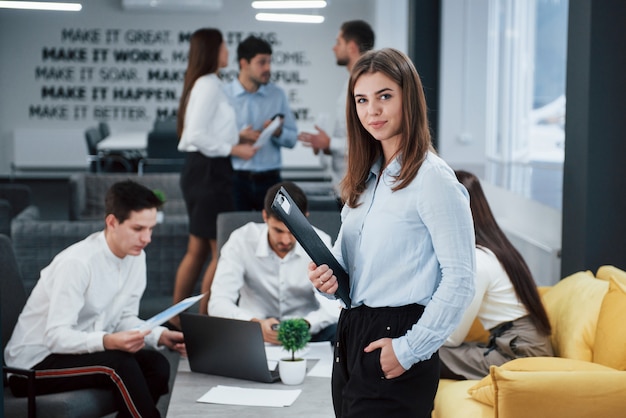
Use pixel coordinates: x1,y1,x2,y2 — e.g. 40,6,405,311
166,358,334,417
97,132,147,152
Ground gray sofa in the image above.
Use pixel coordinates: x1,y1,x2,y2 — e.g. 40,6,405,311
12,173,192,319
0,184,37,237
68,172,187,221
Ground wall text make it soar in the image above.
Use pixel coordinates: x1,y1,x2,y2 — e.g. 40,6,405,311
27,28,312,123
28,28,184,122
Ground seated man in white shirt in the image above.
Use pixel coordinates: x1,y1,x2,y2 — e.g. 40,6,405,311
209,181,340,344
4,180,185,418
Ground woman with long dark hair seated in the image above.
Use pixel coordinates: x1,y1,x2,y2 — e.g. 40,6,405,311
439,170,554,380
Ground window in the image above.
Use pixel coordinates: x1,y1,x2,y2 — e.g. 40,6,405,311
484,0,568,210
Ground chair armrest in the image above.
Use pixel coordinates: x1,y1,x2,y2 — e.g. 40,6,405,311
12,205,40,222
3,365,37,415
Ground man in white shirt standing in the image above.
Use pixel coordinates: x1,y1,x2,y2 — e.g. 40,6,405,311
4,180,185,418
209,181,340,344
298,20,375,191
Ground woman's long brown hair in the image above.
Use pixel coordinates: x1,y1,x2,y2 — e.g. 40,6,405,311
456,170,552,335
340,48,434,207
176,28,224,139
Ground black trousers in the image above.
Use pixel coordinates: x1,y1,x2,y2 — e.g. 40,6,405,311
332,304,440,418
11,349,170,418
232,169,281,211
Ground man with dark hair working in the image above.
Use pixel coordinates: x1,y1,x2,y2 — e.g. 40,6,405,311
209,181,339,344
224,35,298,211
298,20,375,191
4,180,185,418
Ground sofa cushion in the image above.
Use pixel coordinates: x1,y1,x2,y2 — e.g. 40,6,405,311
490,366,626,418
464,318,489,344
467,357,616,406
541,270,608,360
432,379,493,418
593,277,626,370
595,265,626,284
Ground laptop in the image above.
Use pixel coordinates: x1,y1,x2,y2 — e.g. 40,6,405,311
180,313,280,383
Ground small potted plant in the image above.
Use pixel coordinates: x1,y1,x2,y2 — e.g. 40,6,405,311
277,318,311,385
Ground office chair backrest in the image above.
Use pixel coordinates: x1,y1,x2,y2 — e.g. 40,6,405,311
84,128,102,155
98,122,110,138
146,130,185,159
216,212,264,253
0,184,32,218
152,116,177,133
0,234,27,356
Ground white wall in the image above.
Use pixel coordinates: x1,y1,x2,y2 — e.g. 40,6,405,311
0,0,381,174
374,0,409,53
438,0,490,169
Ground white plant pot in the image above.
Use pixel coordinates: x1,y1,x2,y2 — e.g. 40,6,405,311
278,358,307,385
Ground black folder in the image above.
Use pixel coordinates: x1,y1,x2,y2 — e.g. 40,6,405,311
272,186,351,308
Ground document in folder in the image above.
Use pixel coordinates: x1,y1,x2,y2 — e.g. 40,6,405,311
271,187,351,308
253,116,282,149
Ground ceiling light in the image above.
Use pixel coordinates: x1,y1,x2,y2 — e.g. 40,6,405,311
255,12,324,23
252,1,326,9
0,1,82,11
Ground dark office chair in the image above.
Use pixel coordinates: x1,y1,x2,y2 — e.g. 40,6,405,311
0,184,33,236
1,234,117,418
98,122,111,139
152,116,177,133
84,127,132,173
137,130,185,175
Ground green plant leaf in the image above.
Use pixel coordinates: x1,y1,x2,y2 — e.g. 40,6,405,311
277,318,311,361
153,189,166,203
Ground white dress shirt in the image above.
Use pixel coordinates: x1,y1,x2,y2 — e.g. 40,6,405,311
178,73,238,157
4,232,165,370
326,78,349,189
209,222,340,334
444,247,529,347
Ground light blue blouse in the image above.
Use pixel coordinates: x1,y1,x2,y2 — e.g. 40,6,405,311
333,151,476,370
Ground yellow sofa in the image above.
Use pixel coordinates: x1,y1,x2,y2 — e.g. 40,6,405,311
433,265,626,418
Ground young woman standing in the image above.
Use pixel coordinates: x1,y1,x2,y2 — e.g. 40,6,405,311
308,48,476,417
173,28,256,326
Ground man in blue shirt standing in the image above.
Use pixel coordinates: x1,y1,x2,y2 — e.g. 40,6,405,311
224,35,298,211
